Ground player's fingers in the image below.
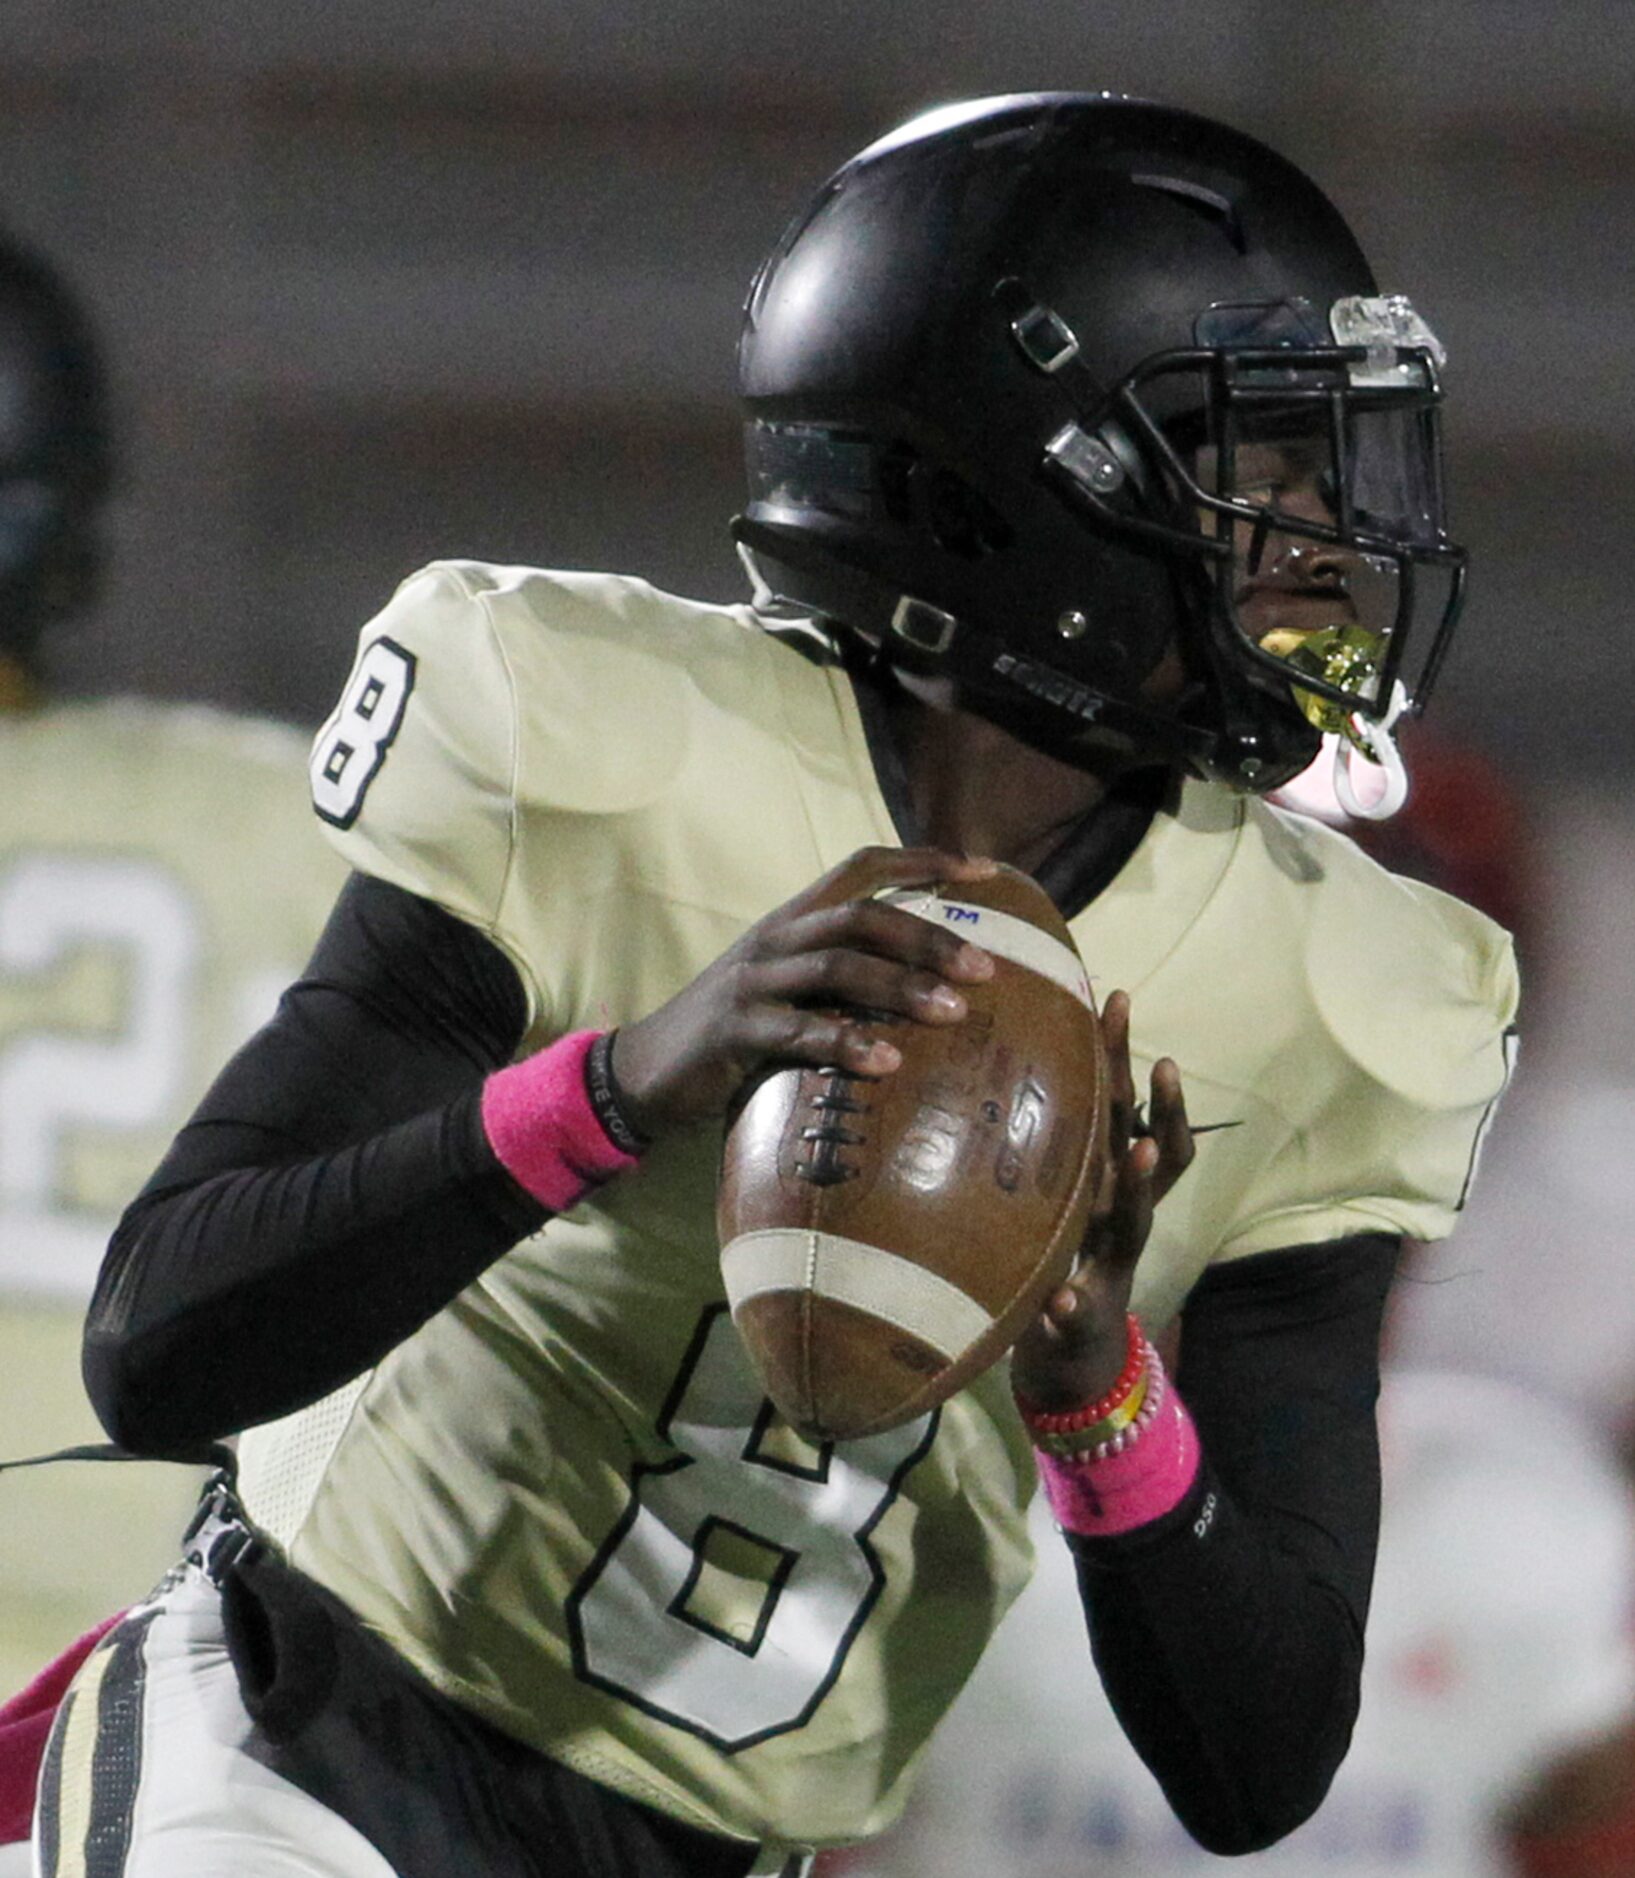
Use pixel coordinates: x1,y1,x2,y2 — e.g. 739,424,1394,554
1037,1207,1141,1334
787,844,999,920
1148,1057,1196,1200
1030,1289,1081,1344
1100,989,1137,1141
1080,1141,1119,1235
760,895,996,986
751,948,974,1029
1104,1133,1159,1276
1080,1125,1157,1263
737,1001,903,1079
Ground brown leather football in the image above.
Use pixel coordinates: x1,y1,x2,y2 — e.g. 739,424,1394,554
717,863,1109,1442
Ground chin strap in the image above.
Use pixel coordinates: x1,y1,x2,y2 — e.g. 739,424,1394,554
1334,678,1410,821
735,528,1224,779
736,538,780,612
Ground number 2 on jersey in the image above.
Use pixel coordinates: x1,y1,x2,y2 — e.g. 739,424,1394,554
311,638,417,829
0,854,199,1295
569,1306,936,1750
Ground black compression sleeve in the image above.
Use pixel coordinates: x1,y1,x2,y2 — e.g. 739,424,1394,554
1066,1234,1397,1855
83,873,546,1457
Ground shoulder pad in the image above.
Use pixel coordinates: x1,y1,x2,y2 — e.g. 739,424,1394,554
310,561,519,933
1257,802,1518,1112
445,562,771,816
311,561,778,974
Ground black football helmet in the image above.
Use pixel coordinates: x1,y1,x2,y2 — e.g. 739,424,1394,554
734,93,1466,804
0,238,111,669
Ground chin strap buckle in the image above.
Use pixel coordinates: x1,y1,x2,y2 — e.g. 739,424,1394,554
890,595,959,657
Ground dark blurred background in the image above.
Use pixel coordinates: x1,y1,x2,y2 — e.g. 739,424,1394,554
5,0,1631,783
3,0,1632,1421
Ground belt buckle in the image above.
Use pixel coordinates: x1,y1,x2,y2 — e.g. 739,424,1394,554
182,1470,252,1583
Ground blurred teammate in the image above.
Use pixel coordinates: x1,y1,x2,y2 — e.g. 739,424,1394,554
0,237,341,1866
37,96,1513,1876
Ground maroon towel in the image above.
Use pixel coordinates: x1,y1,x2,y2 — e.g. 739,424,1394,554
0,1615,123,1844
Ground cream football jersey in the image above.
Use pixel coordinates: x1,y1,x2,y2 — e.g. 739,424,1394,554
237,562,1516,1856
0,699,343,1694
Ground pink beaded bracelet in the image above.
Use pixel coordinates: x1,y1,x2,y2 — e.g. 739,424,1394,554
1016,1312,1146,1436
1031,1344,1202,1537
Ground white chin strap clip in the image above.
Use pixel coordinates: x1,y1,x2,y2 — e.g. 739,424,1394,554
1333,679,1410,821
736,540,779,611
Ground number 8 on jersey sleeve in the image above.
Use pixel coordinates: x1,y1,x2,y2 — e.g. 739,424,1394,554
311,638,418,830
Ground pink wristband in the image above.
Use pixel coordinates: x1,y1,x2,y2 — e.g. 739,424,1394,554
1035,1384,1201,1537
481,1030,641,1212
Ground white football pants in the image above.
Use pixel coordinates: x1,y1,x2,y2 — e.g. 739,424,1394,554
32,1555,810,1878
32,1559,397,1878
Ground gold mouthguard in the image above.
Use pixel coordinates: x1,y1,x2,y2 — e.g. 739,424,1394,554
1259,625,1387,754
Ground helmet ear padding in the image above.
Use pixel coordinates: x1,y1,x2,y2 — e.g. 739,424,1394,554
878,448,1012,561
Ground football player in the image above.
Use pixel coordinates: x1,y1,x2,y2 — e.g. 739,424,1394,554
38,96,1513,1878
0,236,341,1868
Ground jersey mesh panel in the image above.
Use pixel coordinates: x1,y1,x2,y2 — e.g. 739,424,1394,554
240,1374,372,1550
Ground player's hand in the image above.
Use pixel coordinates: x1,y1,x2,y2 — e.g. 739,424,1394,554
610,846,998,1139
1009,991,1194,1412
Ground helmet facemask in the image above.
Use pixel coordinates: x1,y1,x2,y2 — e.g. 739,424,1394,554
1050,293,1467,812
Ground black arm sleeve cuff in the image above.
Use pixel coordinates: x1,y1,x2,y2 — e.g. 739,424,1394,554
1063,1233,1398,1854
84,873,545,1456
